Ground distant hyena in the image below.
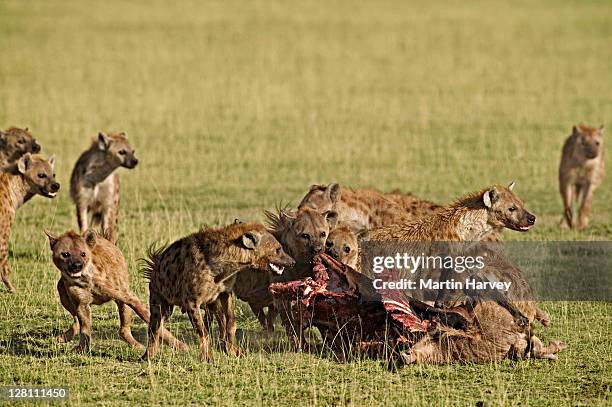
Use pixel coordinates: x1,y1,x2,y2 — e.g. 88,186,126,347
0,127,41,169
70,132,138,243
0,154,59,292
559,124,605,229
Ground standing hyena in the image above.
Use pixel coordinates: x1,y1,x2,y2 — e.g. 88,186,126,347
559,124,605,229
142,222,294,361
0,127,41,169
0,154,60,292
70,132,138,243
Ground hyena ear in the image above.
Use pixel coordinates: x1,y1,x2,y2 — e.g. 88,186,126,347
0,131,6,148
241,231,261,250
48,155,56,170
84,230,97,249
508,181,515,191
17,153,31,174
483,187,499,208
44,230,59,250
233,218,243,224
600,125,605,135
98,132,111,151
326,183,341,204
572,125,579,136
324,210,339,229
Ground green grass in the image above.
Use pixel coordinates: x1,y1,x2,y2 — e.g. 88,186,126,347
1,0,611,405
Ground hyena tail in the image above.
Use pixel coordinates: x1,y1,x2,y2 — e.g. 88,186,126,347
140,242,168,281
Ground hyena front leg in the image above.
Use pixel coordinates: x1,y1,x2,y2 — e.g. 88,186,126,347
116,300,144,349
76,204,89,234
578,183,595,229
73,303,92,353
560,182,574,228
101,204,119,244
57,280,79,343
214,293,242,357
0,230,15,293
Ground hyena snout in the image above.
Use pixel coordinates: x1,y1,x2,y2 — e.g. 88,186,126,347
50,182,60,192
68,260,84,272
123,156,138,169
515,210,536,231
31,140,41,153
310,243,325,255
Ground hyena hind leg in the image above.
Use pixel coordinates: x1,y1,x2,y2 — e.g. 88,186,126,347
116,300,145,349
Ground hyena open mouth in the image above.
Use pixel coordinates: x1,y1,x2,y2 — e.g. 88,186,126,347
269,263,285,275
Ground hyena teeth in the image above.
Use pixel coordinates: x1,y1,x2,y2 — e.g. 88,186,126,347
270,263,284,274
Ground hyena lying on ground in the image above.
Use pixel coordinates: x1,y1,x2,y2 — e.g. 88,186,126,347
70,132,138,243
399,299,565,365
559,124,605,229
45,230,187,353
0,154,59,292
233,208,333,336
141,221,294,361
298,183,441,232
0,127,41,170
368,182,535,242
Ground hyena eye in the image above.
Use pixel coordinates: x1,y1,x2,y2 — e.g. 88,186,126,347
343,246,351,253
61,252,70,258
275,247,281,255
300,233,310,240
80,252,86,258
508,206,517,212
319,231,326,238
18,139,25,144
37,173,47,179
118,149,127,155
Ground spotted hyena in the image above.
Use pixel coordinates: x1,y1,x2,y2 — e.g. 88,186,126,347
142,221,294,361
559,124,605,229
46,230,187,353
0,127,41,170
0,154,59,292
70,132,138,243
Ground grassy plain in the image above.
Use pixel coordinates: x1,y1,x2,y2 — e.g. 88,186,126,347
0,0,610,405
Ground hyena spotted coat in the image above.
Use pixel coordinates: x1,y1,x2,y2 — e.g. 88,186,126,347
142,222,294,361
559,124,605,229
0,154,59,292
70,132,138,243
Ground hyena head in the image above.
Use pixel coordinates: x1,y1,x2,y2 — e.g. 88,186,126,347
45,230,97,278
98,132,139,169
298,183,341,215
572,124,604,160
325,224,359,268
17,153,60,198
230,222,295,275
0,127,41,161
482,182,536,232
269,208,337,262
